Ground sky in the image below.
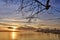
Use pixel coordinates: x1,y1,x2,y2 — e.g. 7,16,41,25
0,0,60,28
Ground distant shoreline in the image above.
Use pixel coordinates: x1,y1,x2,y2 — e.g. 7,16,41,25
0,29,60,34
0,27,60,34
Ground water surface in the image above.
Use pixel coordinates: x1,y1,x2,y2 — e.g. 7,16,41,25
0,30,60,40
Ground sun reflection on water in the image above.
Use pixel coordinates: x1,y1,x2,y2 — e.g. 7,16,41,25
12,29,17,39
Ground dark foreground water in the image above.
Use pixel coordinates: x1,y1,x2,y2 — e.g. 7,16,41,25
0,30,60,40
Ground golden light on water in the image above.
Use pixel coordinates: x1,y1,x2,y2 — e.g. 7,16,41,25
12,32,16,39
11,26,17,39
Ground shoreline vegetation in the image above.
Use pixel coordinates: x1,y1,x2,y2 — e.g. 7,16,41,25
0,27,60,34
35,28,60,34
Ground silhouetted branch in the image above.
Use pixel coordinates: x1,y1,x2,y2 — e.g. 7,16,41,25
27,8,45,22
34,0,45,7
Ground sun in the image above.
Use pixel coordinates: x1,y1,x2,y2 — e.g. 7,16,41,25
11,26,17,29
7,26,17,29
7,26,17,31
10,26,17,31
12,26,17,29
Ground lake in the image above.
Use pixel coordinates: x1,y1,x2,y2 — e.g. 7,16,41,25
0,30,60,40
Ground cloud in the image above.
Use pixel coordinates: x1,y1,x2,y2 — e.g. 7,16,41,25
0,0,60,28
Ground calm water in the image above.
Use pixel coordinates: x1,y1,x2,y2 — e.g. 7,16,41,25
0,31,60,40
